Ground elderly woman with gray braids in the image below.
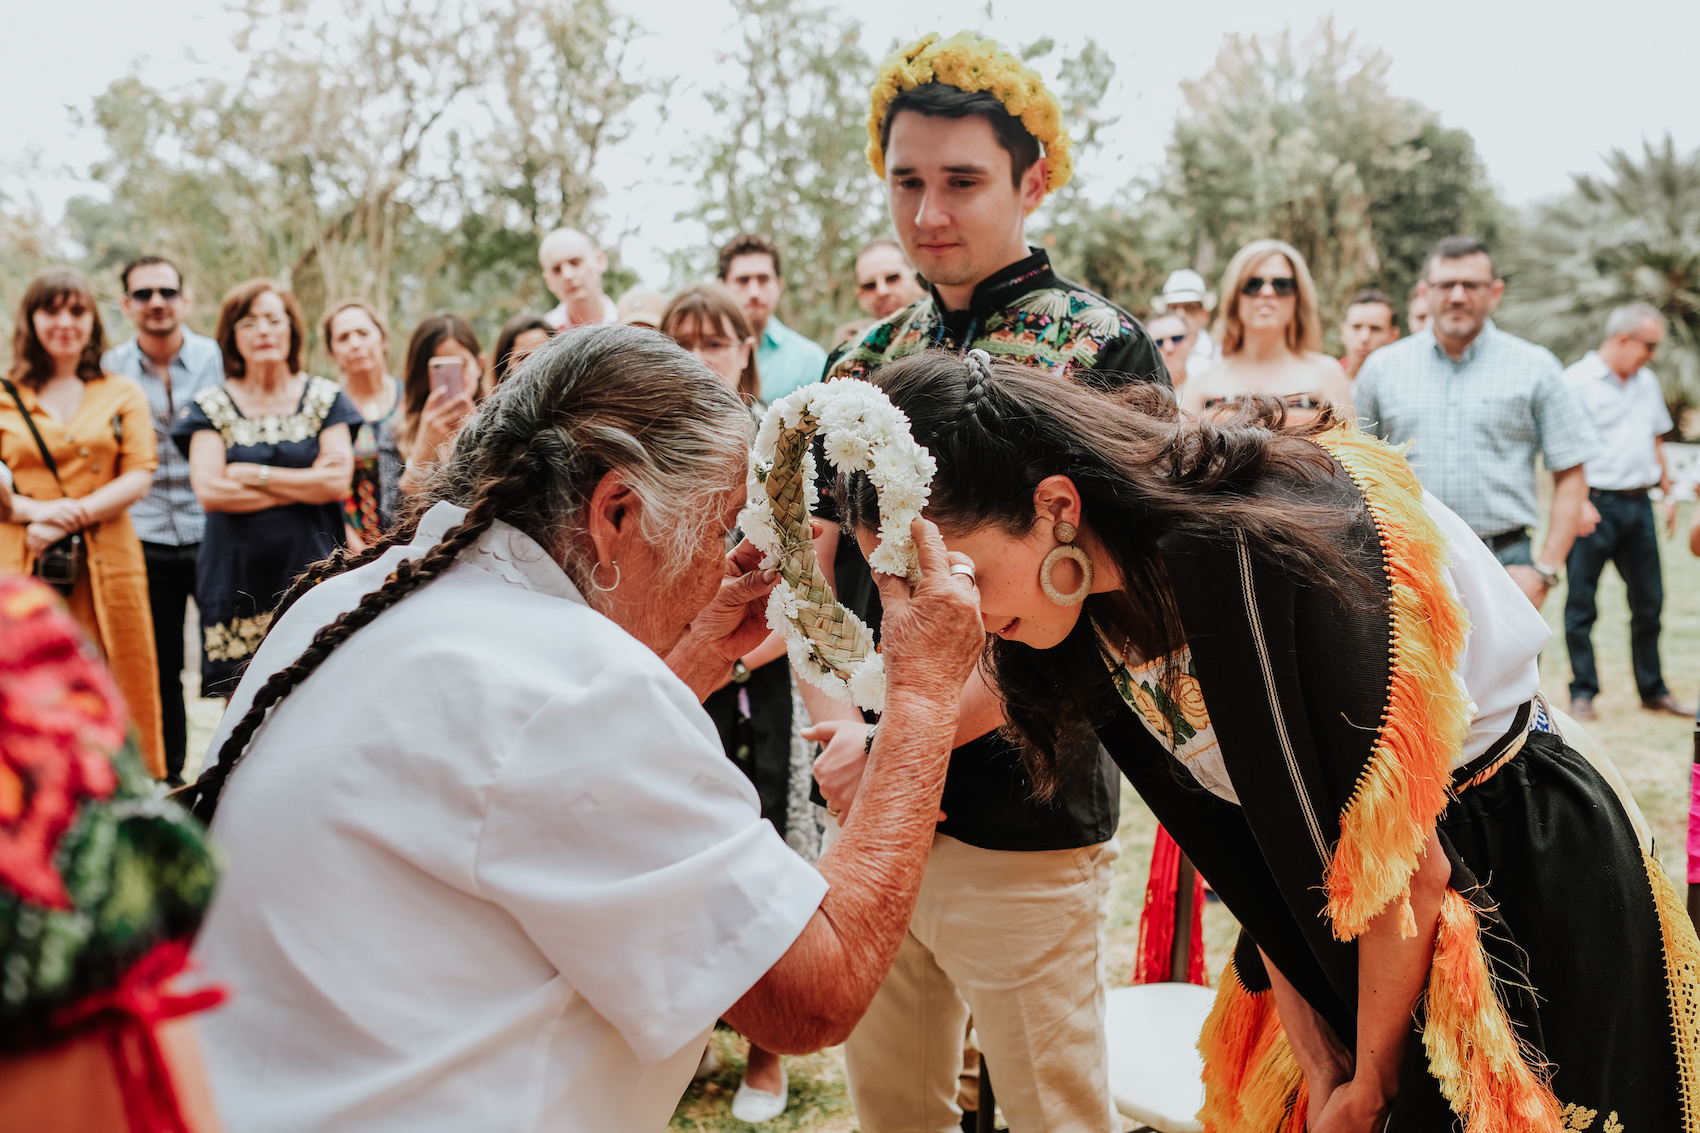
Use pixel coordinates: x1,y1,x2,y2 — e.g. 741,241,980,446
180,324,986,1133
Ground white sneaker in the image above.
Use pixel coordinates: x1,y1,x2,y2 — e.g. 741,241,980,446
693,1045,720,1080
729,1064,788,1123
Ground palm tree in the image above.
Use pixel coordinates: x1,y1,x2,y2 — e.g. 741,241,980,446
1501,135,1700,408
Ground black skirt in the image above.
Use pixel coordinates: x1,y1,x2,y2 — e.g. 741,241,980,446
703,660,796,839
1383,729,1689,1128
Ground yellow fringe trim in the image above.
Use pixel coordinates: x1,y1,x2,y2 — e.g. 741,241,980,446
1313,425,1562,1129
1198,959,1308,1132
1312,423,1473,941
1423,888,1564,1131
1643,848,1700,1132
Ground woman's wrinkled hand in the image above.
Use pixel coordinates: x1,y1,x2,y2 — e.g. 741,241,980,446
692,538,781,663
807,717,946,823
874,518,985,712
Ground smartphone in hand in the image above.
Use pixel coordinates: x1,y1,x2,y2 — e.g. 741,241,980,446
428,356,466,401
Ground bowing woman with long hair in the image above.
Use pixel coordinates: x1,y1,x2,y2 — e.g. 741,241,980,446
841,349,1698,1132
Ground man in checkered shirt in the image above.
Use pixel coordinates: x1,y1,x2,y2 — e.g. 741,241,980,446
1354,236,1601,609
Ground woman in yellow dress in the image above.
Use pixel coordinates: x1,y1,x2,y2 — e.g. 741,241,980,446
0,267,163,776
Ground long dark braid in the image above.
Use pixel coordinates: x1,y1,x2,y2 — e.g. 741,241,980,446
266,527,414,633
172,453,537,823
170,323,752,825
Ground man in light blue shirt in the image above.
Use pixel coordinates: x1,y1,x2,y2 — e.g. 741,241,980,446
1558,303,1689,719
1355,236,1600,610
717,233,827,402
102,255,225,784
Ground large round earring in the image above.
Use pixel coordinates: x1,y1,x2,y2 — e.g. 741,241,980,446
1039,522,1093,606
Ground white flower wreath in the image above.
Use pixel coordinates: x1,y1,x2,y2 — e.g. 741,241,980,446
739,379,936,711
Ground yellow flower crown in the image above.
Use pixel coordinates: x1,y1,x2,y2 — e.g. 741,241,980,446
866,31,1074,196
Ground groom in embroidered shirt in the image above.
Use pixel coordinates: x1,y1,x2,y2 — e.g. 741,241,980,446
805,32,1166,1133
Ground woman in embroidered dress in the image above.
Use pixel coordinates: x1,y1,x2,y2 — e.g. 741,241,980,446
0,268,165,777
176,279,360,698
323,299,404,548
841,350,1698,1132
1179,239,1353,424
662,283,817,1122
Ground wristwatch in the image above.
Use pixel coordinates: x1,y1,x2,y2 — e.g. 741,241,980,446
730,658,751,683
1532,560,1562,588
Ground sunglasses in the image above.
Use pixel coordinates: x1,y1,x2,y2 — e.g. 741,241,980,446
1241,276,1297,298
129,287,182,302
1156,334,1189,348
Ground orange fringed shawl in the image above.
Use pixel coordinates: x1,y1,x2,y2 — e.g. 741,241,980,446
1197,423,1563,1132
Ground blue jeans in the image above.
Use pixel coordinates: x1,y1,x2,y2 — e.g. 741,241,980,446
1564,491,1668,702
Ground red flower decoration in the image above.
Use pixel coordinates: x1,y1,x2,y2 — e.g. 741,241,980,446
0,576,125,908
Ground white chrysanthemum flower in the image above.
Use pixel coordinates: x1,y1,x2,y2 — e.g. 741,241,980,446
823,430,866,474
799,447,820,510
848,653,887,711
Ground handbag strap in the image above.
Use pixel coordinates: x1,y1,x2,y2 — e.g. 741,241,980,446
2,377,67,497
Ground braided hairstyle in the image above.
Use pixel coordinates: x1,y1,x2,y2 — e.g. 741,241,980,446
841,348,1372,796
173,323,752,824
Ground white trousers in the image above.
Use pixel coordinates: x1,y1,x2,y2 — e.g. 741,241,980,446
840,830,1119,1133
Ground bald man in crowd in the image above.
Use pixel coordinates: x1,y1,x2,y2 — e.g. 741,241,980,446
539,228,617,331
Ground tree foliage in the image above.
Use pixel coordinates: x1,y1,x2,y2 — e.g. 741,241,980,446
1499,135,1700,408
672,0,884,343
60,0,651,363
1080,22,1500,336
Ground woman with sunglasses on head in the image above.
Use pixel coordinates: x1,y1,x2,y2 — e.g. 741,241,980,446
1180,239,1353,423
0,268,165,776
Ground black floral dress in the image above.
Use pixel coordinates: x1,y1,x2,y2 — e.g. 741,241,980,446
174,375,362,696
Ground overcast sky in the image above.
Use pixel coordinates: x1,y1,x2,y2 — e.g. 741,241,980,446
4,0,1696,286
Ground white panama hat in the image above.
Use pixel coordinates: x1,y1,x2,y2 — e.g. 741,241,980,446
1152,269,1216,312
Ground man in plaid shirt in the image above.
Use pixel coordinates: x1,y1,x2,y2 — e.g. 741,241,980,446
1354,236,1600,609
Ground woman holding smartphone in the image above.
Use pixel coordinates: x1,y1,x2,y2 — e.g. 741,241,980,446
175,279,361,698
397,314,484,496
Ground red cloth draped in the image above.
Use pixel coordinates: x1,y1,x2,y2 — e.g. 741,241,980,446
52,940,226,1133
1132,824,1208,986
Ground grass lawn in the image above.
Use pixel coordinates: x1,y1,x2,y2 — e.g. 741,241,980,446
662,502,1700,1132
176,504,1698,1133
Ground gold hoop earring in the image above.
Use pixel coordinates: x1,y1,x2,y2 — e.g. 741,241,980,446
1039,521,1093,606
590,560,621,593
